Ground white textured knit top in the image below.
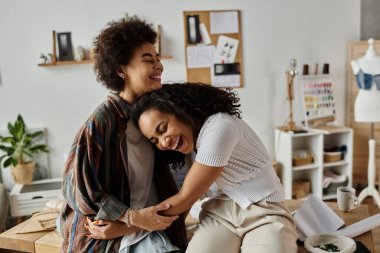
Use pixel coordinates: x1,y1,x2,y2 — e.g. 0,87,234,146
195,113,284,209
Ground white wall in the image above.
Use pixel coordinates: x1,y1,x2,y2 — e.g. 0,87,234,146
0,0,360,178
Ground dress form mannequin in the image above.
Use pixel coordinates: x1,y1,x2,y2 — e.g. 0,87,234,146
351,38,380,208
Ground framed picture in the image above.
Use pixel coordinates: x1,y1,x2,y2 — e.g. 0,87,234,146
57,32,74,61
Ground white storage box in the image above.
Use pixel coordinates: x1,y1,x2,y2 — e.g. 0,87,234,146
10,178,63,217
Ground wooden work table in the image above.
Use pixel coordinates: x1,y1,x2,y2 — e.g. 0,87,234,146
0,200,375,253
0,220,56,253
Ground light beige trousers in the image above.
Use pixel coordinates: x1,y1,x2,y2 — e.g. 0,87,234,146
186,198,298,253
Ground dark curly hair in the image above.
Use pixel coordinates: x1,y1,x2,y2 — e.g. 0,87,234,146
131,82,241,137
93,17,157,92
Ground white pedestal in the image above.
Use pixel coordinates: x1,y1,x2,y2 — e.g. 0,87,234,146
358,139,380,208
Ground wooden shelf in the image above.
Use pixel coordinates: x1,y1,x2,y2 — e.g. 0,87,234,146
38,60,93,67
38,56,172,67
292,163,320,171
40,29,172,67
324,160,349,168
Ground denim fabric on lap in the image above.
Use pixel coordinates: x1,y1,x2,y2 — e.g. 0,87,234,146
119,231,180,253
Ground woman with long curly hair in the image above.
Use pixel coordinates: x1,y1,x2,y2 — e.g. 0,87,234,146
129,82,298,253
60,18,187,253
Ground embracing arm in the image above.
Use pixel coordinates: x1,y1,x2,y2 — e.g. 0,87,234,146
85,160,221,239
152,161,223,216
86,203,178,240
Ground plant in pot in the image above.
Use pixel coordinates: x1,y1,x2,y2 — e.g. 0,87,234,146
0,115,49,184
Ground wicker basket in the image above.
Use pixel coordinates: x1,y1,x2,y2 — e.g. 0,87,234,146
11,161,35,184
323,151,342,163
292,179,311,199
292,151,314,167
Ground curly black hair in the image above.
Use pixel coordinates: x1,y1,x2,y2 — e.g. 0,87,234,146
93,18,157,92
131,82,241,137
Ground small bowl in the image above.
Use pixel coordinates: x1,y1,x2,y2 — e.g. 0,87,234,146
304,234,356,253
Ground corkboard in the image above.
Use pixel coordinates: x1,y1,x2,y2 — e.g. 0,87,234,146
183,10,243,87
347,40,380,185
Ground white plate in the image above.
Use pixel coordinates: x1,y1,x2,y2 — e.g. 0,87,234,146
304,234,356,253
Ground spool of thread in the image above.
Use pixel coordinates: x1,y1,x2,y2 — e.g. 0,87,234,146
314,64,319,75
322,63,329,74
302,64,309,75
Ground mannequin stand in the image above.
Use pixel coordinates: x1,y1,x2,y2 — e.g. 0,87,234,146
358,124,380,208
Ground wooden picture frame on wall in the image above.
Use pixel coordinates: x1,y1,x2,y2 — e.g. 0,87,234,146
183,10,243,88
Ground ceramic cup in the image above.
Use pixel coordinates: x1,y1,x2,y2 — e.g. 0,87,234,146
337,186,358,212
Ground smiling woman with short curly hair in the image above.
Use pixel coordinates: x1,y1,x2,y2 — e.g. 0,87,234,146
93,18,158,92
60,18,187,253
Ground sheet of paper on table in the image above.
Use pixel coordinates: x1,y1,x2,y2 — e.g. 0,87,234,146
333,213,380,238
292,194,344,241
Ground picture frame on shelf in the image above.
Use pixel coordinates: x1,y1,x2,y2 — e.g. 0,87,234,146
57,32,74,61
154,25,161,55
